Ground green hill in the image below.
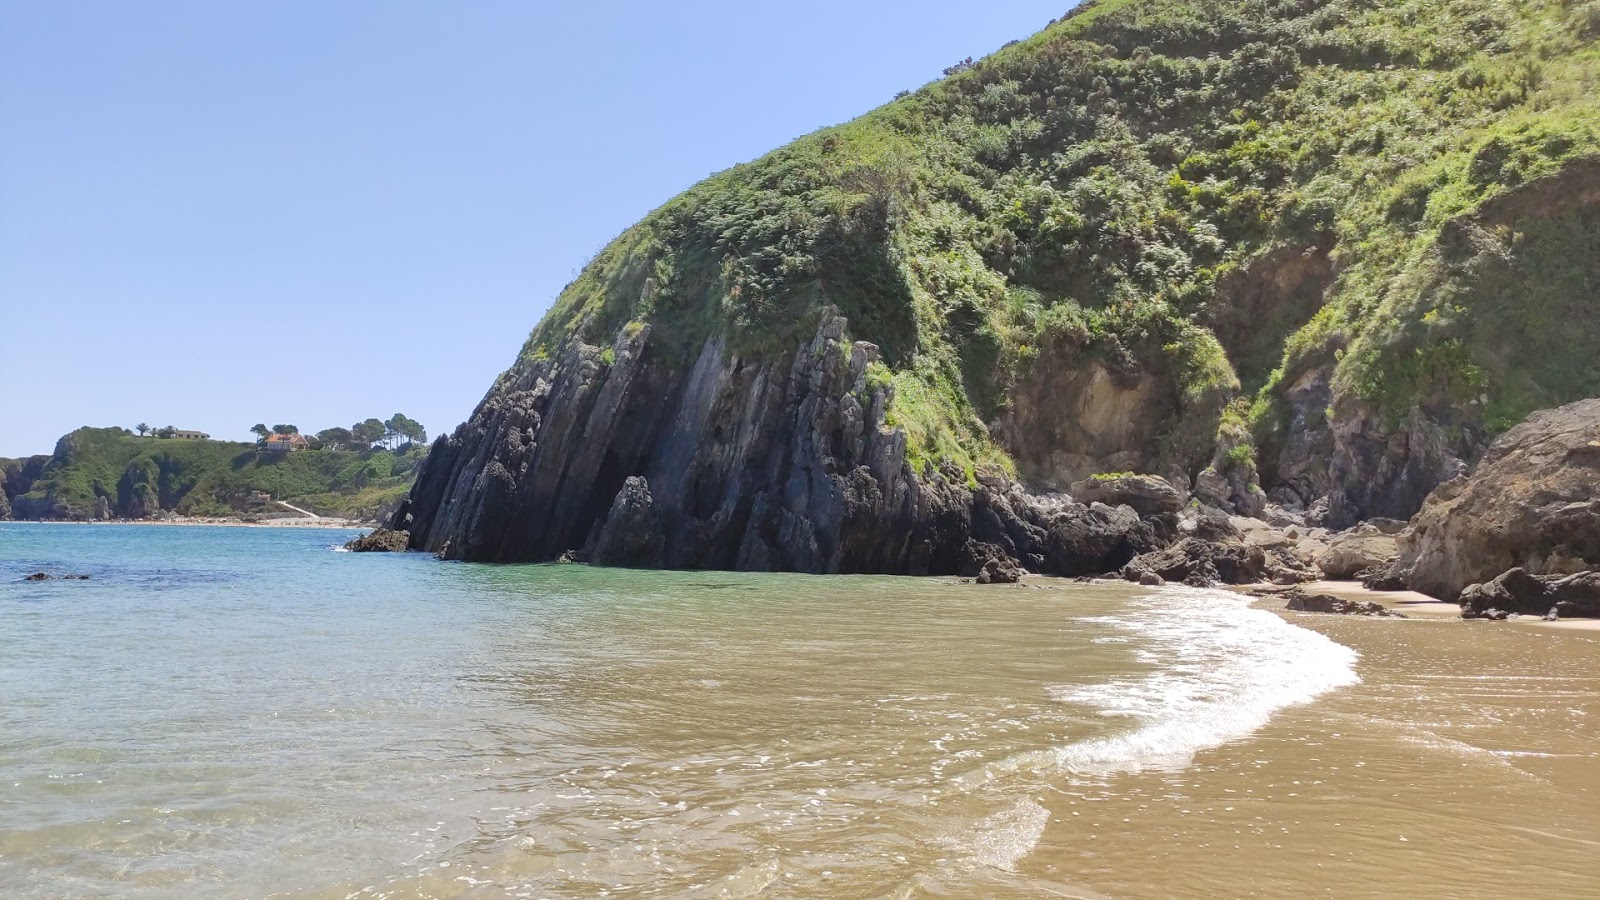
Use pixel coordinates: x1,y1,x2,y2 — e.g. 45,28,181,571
1,428,425,522
513,0,1600,526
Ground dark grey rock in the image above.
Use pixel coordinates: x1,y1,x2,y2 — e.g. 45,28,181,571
392,309,1165,578
1122,537,1267,588
1284,589,1403,617
589,477,666,569
1459,568,1600,619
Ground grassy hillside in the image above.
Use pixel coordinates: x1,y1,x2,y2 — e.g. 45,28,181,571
2,427,425,521
513,0,1600,492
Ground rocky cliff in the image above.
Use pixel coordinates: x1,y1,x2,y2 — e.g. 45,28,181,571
397,0,1600,570
397,309,1162,575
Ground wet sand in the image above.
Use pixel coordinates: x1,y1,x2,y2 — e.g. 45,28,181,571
1288,579,1600,632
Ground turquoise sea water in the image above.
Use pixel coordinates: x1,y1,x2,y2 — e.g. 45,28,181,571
1,522,1595,899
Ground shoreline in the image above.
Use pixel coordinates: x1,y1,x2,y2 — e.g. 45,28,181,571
1250,579,1600,633
2,517,370,530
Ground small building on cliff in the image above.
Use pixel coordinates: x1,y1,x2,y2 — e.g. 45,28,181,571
262,433,309,452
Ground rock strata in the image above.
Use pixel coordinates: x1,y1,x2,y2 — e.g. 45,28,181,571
1400,399,1600,600
393,310,1164,577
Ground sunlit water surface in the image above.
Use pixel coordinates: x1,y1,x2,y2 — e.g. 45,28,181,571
1,523,1596,898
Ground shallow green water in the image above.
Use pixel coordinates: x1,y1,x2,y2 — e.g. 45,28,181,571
0,523,1595,898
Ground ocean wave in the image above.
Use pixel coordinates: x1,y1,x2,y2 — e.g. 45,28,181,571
960,587,1359,784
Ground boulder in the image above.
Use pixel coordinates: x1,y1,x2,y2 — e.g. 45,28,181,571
1122,537,1266,588
1316,524,1399,579
1357,561,1410,592
1069,474,1184,517
962,539,1025,584
977,558,1023,585
1283,589,1404,617
344,529,411,552
1459,568,1600,620
1401,399,1600,600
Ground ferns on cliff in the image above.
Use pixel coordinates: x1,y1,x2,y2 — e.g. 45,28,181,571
517,0,1600,481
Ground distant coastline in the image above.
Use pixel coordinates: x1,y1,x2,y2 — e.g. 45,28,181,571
5,516,369,529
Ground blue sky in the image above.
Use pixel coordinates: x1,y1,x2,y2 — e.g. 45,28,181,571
1,1,1070,457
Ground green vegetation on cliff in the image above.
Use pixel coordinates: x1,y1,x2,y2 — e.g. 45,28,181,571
515,0,1600,488
1,428,425,521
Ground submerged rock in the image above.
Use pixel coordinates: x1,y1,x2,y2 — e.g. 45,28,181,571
21,572,89,581
344,529,411,553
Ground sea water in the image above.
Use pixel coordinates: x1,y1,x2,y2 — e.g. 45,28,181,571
1,523,1596,898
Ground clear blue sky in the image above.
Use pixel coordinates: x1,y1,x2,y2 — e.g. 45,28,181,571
1,1,1071,457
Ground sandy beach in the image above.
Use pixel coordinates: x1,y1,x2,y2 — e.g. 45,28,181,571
1256,579,1600,633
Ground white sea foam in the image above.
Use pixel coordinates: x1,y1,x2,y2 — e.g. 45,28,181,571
1052,587,1359,775
970,799,1051,871
961,587,1360,785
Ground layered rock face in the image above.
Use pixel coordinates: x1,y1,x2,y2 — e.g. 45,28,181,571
395,310,1161,575
1400,399,1600,600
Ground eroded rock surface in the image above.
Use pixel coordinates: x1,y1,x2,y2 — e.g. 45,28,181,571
1068,474,1184,517
1400,399,1600,600
1459,568,1600,620
344,529,411,553
1316,524,1400,580
1122,536,1267,588
393,310,1165,576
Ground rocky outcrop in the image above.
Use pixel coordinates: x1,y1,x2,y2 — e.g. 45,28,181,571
0,455,48,521
589,477,666,569
1068,474,1183,517
1122,536,1267,587
344,529,411,553
1283,589,1403,617
1458,568,1600,620
393,310,1166,575
1315,524,1400,580
1400,399,1600,601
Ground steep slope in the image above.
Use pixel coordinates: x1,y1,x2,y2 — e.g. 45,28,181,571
398,0,1600,568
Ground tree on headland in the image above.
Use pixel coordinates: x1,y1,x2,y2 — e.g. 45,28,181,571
351,418,386,449
384,413,426,449
250,424,270,444
136,423,150,437
271,424,299,435
156,425,176,439
316,427,353,451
